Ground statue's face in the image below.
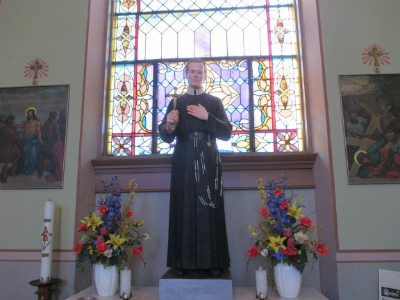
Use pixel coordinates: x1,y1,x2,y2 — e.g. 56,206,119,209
186,62,206,89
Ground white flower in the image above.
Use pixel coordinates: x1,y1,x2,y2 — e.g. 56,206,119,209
250,231,259,239
143,232,150,241
104,249,113,258
260,249,268,257
294,231,309,244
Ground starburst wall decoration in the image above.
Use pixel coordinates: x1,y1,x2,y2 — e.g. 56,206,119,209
24,58,49,85
362,44,390,74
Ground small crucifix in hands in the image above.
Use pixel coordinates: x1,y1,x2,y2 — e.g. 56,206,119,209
166,87,180,133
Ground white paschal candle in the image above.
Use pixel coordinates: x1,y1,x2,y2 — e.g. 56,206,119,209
40,199,55,283
120,267,132,297
255,266,268,299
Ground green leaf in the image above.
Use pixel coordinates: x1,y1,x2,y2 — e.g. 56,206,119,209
90,254,98,264
103,258,110,268
110,256,119,266
120,250,128,262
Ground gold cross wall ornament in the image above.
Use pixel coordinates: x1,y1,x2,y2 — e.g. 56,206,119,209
24,58,49,85
30,59,43,85
362,44,390,74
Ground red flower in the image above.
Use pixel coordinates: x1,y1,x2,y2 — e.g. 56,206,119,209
313,243,329,255
259,223,263,227
247,245,260,258
96,243,110,255
100,227,108,235
259,207,269,218
110,188,118,196
125,210,134,218
280,201,290,210
281,247,297,256
77,223,88,232
299,217,313,229
72,242,85,254
287,237,296,249
273,189,283,197
283,228,292,237
98,205,108,216
131,246,143,257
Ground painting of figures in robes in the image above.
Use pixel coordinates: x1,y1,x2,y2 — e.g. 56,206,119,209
0,85,69,189
338,74,400,184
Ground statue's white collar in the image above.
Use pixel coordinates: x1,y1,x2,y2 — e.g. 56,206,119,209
187,87,205,95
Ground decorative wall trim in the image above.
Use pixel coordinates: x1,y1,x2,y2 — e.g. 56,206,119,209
336,251,400,263
0,250,75,262
92,152,318,192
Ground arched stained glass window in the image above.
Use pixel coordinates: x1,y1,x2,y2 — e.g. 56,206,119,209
107,0,304,156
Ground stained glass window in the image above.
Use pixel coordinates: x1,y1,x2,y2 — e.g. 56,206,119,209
107,0,304,155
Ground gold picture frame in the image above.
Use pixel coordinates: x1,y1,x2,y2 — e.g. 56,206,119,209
0,85,70,189
338,74,400,184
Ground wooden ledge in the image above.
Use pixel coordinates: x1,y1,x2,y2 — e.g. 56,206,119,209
92,152,318,192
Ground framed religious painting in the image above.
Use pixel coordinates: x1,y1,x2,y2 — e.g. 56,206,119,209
338,74,400,184
0,85,70,189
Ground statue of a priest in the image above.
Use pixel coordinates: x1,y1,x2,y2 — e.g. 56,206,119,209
159,58,232,277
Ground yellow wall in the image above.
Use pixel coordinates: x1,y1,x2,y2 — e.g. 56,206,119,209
1,1,400,300
318,0,400,250
0,0,88,250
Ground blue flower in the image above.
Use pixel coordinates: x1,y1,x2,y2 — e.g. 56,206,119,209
272,248,285,260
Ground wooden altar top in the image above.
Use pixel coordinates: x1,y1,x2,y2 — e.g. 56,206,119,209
66,286,329,300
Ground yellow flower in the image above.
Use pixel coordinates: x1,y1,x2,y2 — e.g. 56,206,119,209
287,201,304,219
106,234,128,249
88,246,94,255
268,236,287,253
84,212,103,230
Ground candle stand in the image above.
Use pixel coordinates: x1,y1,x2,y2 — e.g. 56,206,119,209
29,278,61,300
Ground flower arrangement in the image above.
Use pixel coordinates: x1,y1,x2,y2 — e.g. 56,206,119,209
244,175,328,274
72,176,149,270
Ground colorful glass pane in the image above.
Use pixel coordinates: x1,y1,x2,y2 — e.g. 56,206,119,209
107,63,154,155
139,0,278,12
269,7,297,56
107,0,303,155
114,16,137,62
157,136,176,154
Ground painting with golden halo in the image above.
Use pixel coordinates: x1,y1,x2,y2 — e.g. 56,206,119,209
0,85,69,189
338,74,400,184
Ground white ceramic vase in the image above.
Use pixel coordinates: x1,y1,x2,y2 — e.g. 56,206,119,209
93,263,118,296
274,262,302,298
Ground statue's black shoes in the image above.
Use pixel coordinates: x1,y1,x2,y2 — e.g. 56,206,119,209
208,269,221,278
174,269,184,277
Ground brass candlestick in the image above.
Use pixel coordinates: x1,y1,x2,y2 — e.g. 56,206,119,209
256,291,268,299
29,278,61,300
120,292,132,299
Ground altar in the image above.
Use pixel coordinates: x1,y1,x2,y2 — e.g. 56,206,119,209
66,286,329,300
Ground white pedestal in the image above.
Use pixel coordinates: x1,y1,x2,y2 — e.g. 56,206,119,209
159,269,233,300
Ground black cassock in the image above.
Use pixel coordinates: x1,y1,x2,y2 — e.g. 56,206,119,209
159,90,232,270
